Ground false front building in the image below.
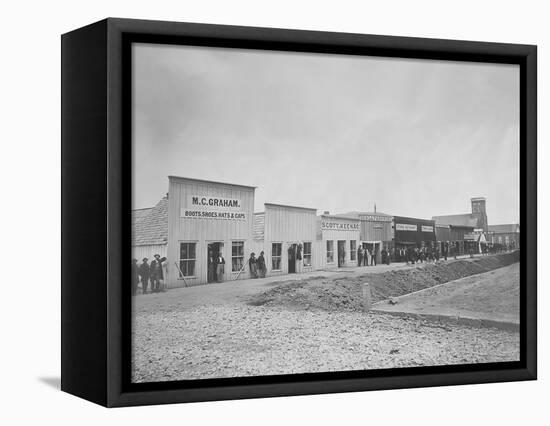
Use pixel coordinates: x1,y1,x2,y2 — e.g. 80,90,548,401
392,215,436,250
252,203,319,277
166,176,256,288
342,211,394,264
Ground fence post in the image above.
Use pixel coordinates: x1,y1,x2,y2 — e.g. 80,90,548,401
362,283,372,312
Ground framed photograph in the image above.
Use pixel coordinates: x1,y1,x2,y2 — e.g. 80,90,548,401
61,18,537,407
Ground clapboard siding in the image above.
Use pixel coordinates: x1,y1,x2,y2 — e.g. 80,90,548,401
167,177,255,288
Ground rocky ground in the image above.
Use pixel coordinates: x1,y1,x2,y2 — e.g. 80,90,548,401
132,252,521,383
132,304,519,382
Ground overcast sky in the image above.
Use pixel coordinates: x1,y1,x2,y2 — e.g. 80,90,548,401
132,43,519,225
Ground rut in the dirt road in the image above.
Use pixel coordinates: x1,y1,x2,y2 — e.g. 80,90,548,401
248,251,520,312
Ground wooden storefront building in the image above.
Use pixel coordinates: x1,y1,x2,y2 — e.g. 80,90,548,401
252,203,320,278
317,214,361,268
166,176,256,288
392,215,437,250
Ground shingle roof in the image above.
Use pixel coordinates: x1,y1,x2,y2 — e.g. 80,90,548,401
132,207,152,226
432,214,478,228
131,197,168,246
488,224,520,234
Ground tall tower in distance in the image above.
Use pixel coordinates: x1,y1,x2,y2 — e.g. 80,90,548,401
471,197,488,232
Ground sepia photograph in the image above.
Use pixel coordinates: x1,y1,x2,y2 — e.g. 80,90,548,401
130,42,520,383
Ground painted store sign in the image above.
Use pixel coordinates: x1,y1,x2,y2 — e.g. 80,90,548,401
181,195,246,220
395,223,418,232
321,221,360,231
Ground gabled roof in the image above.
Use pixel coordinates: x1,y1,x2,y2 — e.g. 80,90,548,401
132,196,168,246
488,224,520,234
432,214,478,228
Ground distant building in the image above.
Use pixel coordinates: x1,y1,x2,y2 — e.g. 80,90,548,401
432,197,490,255
432,197,488,232
488,224,520,248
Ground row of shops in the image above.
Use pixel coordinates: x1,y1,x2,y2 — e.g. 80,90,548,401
131,176,514,288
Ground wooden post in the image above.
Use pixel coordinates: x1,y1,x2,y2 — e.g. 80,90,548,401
362,283,372,312
174,262,188,287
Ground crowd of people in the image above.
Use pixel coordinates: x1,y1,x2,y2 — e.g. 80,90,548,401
131,242,517,293
131,254,166,295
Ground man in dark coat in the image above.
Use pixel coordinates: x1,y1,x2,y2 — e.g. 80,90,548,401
257,251,266,278
248,253,258,278
208,250,215,283
131,259,139,295
357,246,363,268
215,251,225,283
138,258,150,294
150,254,166,292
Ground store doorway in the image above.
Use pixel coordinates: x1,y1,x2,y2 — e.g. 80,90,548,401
363,241,380,265
288,243,297,273
207,242,224,283
337,240,346,267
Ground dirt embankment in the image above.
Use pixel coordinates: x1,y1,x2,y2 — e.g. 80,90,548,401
248,251,520,312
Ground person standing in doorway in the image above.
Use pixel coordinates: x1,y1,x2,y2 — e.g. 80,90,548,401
138,258,150,294
215,251,225,283
257,251,266,278
131,259,139,296
357,246,363,268
208,250,215,282
150,254,166,292
371,246,377,266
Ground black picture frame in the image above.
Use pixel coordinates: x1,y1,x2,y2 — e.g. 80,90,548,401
61,17,537,407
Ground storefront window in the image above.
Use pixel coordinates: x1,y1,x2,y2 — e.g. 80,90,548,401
327,240,334,263
350,240,357,261
272,243,282,270
303,242,312,266
232,241,244,272
179,242,196,277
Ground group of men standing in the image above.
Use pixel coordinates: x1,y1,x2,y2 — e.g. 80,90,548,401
131,254,166,295
399,243,453,265
356,246,385,266
248,251,267,278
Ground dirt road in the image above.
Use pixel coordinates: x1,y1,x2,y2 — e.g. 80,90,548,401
372,263,519,324
132,304,519,382
132,253,520,383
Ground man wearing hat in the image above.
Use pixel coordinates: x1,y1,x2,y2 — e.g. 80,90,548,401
131,259,139,295
139,257,150,294
150,254,167,292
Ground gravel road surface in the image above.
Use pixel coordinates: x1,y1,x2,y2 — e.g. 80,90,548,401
132,304,519,382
